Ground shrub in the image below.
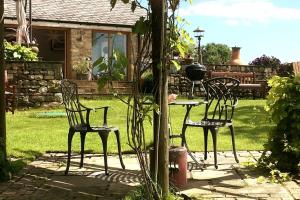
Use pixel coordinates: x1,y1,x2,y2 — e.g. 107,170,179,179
277,63,294,77
4,40,38,61
259,75,300,174
249,54,281,68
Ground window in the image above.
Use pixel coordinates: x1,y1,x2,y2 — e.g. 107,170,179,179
92,32,127,77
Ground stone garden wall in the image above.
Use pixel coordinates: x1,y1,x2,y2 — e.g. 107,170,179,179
5,61,63,107
205,64,275,80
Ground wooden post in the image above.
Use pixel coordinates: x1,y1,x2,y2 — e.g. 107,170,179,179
292,62,300,75
151,0,169,197
0,0,7,159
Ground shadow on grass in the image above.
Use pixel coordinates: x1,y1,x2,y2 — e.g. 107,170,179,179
233,105,273,140
12,148,44,161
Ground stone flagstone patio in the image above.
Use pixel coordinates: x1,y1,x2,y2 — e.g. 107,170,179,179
0,151,299,200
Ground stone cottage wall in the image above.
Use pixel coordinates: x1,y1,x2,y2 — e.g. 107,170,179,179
5,61,63,107
69,29,92,79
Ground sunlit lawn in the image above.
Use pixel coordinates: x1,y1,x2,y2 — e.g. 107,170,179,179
6,97,273,160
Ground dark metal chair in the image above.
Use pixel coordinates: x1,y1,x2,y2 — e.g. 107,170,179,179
5,70,16,114
182,77,240,169
61,79,125,175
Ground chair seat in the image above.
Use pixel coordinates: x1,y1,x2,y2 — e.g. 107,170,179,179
74,124,118,132
185,119,232,127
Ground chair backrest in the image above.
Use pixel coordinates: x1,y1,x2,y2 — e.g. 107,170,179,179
203,77,240,122
61,79,85,128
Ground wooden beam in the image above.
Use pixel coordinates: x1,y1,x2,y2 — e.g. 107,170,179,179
0,0,7,159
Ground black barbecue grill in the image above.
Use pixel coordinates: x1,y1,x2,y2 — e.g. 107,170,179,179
185,63,207,98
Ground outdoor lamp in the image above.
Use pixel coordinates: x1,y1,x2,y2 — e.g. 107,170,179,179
193,27,205,64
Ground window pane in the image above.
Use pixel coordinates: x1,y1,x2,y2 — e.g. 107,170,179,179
92,32,127,79
112,34,127,55
92,32,108,75
92,32,108,62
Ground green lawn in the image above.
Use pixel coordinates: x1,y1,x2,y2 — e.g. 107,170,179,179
6,97,273,160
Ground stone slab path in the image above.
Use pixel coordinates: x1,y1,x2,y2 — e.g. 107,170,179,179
0,151,299,200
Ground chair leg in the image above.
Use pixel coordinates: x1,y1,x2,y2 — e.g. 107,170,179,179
203,127,209,160
79,131,87,168
210,127,218,169
114,129,125,169
229,125,239,163
65,129,75,175
99,131,109,175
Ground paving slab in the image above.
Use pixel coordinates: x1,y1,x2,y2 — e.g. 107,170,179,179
0,151,299,200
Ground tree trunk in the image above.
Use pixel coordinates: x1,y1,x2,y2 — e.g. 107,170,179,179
0,0,7,159
150,0,161,182
150,0,169,197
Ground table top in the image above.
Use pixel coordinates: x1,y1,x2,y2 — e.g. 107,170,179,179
168,100,202,106
5,91,12,95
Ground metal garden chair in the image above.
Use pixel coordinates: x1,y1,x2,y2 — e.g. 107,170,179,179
182,77,240,169
61,79,125,175
5,70,16,114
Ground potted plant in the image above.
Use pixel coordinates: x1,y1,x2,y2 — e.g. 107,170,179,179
73,57,93,80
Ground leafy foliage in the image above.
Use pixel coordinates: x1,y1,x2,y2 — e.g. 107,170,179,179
242,159,291,183
133,17,150,35
4,40,38,61
124,185,183,200
202,43,231,64
259,75,300,174
248,54,281,68
169,16,195,64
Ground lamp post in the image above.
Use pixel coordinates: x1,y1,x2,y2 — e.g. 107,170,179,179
193,27,205,64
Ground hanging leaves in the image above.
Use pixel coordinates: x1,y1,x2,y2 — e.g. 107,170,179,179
132,17,150,35
169,0,179,11
110,0,117,9
170,60,181,70
131,1,137,12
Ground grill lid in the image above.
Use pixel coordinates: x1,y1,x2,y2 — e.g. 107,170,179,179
185,63,207,81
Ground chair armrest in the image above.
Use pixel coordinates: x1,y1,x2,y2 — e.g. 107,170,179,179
65,107,88,113
95,106,109,126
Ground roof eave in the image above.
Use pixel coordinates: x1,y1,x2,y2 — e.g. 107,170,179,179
4,17,135,32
